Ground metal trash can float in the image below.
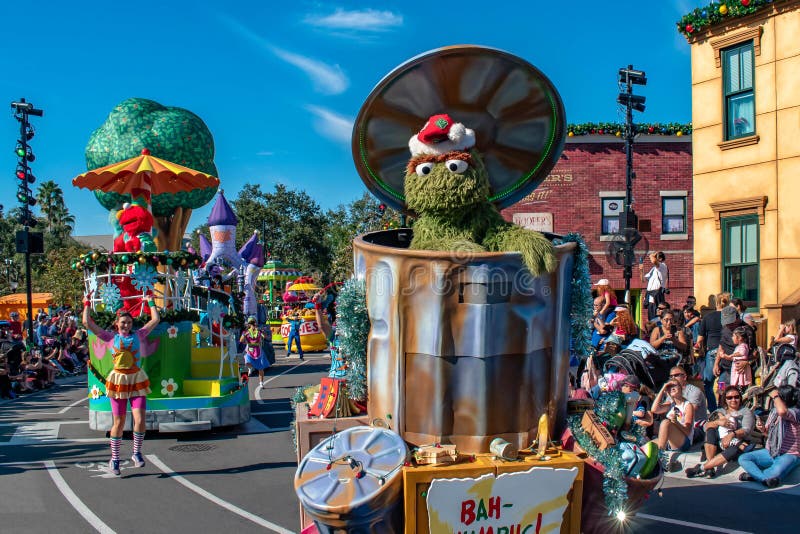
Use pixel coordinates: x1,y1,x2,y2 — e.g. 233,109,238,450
295,425,409,534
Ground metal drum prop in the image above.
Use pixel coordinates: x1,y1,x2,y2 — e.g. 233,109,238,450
295,425,408,534
354,229,575,453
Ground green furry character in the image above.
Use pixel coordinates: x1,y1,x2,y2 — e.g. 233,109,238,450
405,114,556,276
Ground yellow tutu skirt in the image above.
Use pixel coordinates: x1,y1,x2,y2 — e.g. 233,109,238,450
105,368,151,399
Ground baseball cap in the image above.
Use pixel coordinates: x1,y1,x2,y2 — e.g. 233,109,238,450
721,305,738,326
621,375,641,388
594,279,610,286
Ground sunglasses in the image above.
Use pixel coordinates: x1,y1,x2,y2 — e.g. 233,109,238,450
669,373,686,378
726,395,742,400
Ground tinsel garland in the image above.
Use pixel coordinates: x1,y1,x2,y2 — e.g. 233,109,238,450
567,392,648,516
290,386,310,454
554,233,593,360
336,278,369,401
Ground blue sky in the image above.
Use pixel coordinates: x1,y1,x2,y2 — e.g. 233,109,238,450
1,0,705,236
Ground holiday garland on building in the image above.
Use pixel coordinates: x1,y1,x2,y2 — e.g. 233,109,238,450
567,122,692,137
678,0,783,39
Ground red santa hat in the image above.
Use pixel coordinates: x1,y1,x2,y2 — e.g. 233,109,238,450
408,114,475,157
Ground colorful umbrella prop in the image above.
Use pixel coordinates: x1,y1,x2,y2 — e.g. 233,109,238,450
73,148,219,195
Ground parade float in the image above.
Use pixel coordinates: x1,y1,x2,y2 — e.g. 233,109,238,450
257,260,304,342
71,98,250,432
294,46,661,534
279,276,330,353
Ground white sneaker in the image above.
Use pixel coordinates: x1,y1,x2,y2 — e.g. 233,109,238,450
259,381,264,387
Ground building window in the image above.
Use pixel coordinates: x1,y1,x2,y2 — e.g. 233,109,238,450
601,198,624,235
662,197,686,234
722,215,759,309
723,41,755,141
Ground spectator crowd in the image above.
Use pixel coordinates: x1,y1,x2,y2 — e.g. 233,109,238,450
1,308,89,399
575,253,800,489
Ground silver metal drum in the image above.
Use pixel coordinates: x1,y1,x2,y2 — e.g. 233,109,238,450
295,425,408,534
354,229,575,454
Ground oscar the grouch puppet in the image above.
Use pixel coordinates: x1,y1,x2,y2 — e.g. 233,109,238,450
405,114,556,276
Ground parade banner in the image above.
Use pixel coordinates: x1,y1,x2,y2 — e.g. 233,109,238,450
427,466,577,534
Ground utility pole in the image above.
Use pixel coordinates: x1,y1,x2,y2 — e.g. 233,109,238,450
616,66,646,298
11,98,44,344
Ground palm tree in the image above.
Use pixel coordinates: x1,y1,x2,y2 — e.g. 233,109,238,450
51,205,76,242
36,180,65,233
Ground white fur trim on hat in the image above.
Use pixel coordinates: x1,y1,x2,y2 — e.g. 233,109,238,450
408,124,476,157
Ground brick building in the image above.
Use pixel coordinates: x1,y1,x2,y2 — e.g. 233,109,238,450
501,135,694,322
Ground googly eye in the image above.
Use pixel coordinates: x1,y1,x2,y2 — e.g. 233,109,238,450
415,162,434,176
445,159,469,174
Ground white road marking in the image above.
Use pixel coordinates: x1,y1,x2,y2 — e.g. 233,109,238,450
636,513,753,533
255,359,311,405
10,422,60,444
44,460,116,533
146,454,294,534
57,396,88,414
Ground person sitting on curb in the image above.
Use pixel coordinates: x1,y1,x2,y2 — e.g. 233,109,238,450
738,385,800,488
652,379,695,454
686,385,754,478
653,366,708,443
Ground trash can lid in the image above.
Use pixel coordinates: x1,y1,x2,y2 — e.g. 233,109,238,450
352,45,566,213
295,425,408,514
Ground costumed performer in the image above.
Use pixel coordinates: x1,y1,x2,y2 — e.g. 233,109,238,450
82,293,160,476
240,317,269,387
287,305,304,360
312,291,345,379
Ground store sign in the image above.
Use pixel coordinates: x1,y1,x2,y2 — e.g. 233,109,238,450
512,212,553,233
427,467,577,534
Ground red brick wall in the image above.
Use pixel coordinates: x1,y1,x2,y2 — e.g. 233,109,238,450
501,137,694,309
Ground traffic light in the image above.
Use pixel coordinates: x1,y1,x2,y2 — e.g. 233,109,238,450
11,97,43,225
618,65,646,113
616,93,646,112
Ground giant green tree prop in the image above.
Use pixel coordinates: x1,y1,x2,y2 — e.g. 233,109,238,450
85,98,218,251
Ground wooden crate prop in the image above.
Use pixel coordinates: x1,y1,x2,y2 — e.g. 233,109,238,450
295,403,370,530
403,451,584,534
580,410,615,450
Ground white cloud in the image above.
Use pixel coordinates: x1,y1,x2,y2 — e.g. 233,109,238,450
305,105,353,144
271,47,349,95
218,14,349,95
256,151,274,156
304,8,403,31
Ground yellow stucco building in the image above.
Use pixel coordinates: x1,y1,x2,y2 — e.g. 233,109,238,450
687,0,800,330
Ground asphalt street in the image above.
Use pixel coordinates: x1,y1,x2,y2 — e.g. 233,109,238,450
0,349,796,534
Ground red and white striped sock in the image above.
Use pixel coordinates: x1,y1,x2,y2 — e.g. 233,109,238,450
132,432,145,456
110,437,121,461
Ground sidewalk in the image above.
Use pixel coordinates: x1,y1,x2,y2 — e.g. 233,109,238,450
663,443,800,495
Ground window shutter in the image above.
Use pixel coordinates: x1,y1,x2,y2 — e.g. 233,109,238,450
741,44,753,90
726,48,741,93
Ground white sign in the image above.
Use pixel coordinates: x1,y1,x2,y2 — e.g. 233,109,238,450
512,213,553,233
427,466,577,534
